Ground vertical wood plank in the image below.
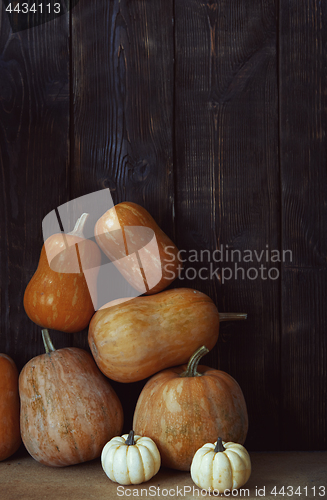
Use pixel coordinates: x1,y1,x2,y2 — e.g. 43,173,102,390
279,0,327,449
71,0,174,430
71,0,174,227
0,8,70,368
174,0,280,450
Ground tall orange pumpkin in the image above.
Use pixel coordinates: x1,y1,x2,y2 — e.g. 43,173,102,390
23,214,101,333
19,330,123,467
0,354,21,461
133,346,248,471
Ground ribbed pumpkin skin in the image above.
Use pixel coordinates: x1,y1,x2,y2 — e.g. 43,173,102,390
88,289,220,383
94,201,181,295
133,365,248,471
19,348,123,467
23,233,101,333
0,354,21,461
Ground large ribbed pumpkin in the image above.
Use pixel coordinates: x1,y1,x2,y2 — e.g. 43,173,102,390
0,354,21,461
19,330,123,467
133,346,248,471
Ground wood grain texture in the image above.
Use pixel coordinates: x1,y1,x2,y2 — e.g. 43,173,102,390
0,7,70,368
279,0,327,449
173,0,280,450
71,0,174,227
281,270,327,450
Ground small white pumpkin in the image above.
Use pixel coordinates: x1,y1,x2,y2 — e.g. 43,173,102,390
101,430,161,485
190,437,251,493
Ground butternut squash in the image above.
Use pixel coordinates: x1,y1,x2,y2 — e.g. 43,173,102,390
88,288,245,383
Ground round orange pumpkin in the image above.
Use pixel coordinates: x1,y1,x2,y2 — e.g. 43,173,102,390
19,330,123,467
0,354,21,461
23,214,101,333
133,346,248,471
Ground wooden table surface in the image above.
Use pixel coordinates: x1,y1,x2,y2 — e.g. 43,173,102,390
1,448,326,499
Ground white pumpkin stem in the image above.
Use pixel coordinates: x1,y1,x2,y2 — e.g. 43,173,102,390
42,329,56,354
180,345,209,378
67,213,89,239
219,312,247,322
125,430,135,446
214,437,225,453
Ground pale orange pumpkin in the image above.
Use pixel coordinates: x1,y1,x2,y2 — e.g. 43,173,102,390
94,202,182,295
19,330,123,467
23,214,101,333
0,354,21,461
133,346,248,471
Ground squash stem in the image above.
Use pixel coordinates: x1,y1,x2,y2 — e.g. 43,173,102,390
67,213,89,239
125,430,135,446
214,437,225,453
180,345,209,378
219,312,247,322
42,329,56,354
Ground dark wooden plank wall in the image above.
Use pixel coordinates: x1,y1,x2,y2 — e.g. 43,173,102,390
0,7,70,358
0,0,326,451
279,1,327,450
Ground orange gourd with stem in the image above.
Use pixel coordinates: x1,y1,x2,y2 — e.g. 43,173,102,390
88,288,246,383
24,213,101,333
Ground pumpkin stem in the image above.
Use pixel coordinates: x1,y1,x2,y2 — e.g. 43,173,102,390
180,345,209,378
219,312,247,322
125,430,135,446
67,213,89,239
214,437,225,453
42,329,56,354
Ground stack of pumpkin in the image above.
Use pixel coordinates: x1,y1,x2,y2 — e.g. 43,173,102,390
1,202,251,493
